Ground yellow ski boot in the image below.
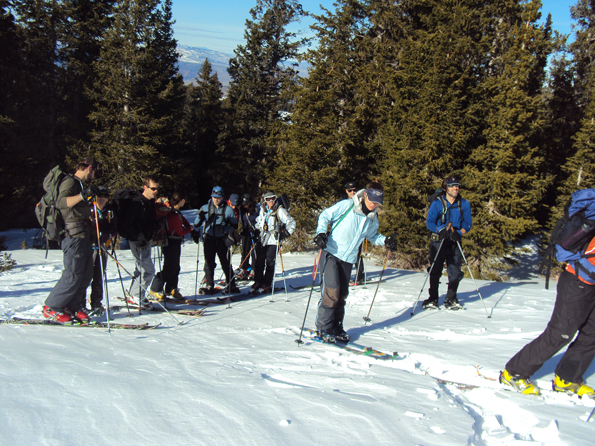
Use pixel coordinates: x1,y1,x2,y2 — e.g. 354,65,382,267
552,375,595,397
499,369,541,395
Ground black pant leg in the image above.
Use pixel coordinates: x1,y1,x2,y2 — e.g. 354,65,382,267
203,237,217,287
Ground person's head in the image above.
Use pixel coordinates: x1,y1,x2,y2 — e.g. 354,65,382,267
344,181,357,199
229,194,240,209
211,186,224,206
142,175,160,200
170,190,186,210
96,185,110,210
263,191,276,209
75,157,98,183
363,180,384,210
442,176,461,199
242,193,253,208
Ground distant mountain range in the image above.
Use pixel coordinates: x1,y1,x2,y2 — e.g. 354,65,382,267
176,44,309,91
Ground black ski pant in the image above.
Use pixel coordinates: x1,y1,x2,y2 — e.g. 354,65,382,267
254,243,277,287
203,236,232,287
45,236,94,311
428,239,464,302
90,247,108,308
353,243,365,283
240,233,256,271
506,270,595,383
152,238,182,295
316,251,352,332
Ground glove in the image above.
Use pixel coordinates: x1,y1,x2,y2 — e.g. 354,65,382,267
384,236,397,251
314,233,328,250
137,233,148,249
450,229,462,243
438,227,449,241
191,230,201,243
198,210,206,221
280,228,291,241
81,185,100,203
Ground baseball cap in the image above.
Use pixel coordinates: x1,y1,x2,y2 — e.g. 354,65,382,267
242,193,252,205
97,186,110,197
345,181,357,190
229,194,240,206
445,176,461,187
211,186,224,198
263,191,276,201
365,188,384,204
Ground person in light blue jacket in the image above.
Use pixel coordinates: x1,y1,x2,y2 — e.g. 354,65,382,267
423,175,472,310
313,180,397,343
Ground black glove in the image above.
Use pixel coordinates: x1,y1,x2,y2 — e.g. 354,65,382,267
198,209,206,221
314,233,328,249
438,227,449,241
81,185,100,203
450,230,462,243
191,230,201,243
384,236,397,251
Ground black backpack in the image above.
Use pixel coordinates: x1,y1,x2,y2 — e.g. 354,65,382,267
112,188,139,240
538,189,595,289
35,165,69,255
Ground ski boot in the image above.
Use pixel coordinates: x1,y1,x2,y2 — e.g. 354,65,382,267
552,375,595,397
499,369,540,395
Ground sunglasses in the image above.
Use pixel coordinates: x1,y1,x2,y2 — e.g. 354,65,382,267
346,188,356,192
148,186,159,191
447,184,460,188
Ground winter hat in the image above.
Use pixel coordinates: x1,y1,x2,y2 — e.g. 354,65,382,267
211,186,224,198
229,194,240,206
344,181,357,190
365,188,384,204
263,191,276,201
445,176,461,187
242,193,252,205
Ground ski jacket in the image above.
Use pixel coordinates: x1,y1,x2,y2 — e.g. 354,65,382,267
125,192,159,242
426,194,472,236
565,236,595,285
240,203,260,233
256,204,296,246
316,190,386,264
57,174,92,238
90,204,117,245
164,208,193,240
194,200,237,238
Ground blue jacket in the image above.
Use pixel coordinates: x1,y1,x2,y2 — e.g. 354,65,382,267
316,190,386,264
426,194,472,237
194,200,237,238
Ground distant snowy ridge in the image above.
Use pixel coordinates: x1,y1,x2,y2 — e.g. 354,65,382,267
177,44,232,65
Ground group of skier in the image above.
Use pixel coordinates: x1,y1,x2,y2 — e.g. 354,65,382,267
40,157,595,398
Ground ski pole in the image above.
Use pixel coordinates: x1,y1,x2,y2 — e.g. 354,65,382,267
456,240,490,318
363,250,391,324
277,240,290,301
93,200,111,334
410,238,445,317
296,249,323,345
587,405,595,423
194,238,201,298
112,243,131,317
102,248,183,325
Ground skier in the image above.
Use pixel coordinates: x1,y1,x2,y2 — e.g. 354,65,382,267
124,175,164,307
43,157,99,323
237,193,260,280
313,180,397,343
250,191,296,294
423,176,472,310
89,186,118,315
194,186,239,294
500,236,595,396
150,190,194,301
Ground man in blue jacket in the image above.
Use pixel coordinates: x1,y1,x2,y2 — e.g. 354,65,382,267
424,176,472,310
194,186,238,294
313,180,397,343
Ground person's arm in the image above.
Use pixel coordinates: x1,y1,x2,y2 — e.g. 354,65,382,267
426,199,443,233
460,200,472,235
316,201,350,235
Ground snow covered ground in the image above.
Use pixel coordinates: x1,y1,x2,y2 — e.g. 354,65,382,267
1,229,594,446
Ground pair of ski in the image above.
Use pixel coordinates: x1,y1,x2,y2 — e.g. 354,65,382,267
301,328,398,360
111,305,207,317
0,317,159,330
289,280,383,291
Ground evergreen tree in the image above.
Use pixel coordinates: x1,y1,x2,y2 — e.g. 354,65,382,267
181,58,224,205
220,0,308,193
87,0,185,190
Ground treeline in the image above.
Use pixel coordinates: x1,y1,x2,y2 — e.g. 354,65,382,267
1,0,595,279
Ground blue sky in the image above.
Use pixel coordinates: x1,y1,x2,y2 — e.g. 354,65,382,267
171,0,577,54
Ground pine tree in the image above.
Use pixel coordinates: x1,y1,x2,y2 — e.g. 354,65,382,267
181,59,224,205
220,0,308,193
87,0,185,190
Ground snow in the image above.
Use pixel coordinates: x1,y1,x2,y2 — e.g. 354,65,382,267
1,229,594,445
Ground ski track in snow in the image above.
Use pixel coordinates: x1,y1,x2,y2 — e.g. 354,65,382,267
0,229,594,445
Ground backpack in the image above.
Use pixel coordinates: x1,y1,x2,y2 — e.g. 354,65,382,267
539,189,595,289
35,165,69,255
112,188,139,240
428,188,462,232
